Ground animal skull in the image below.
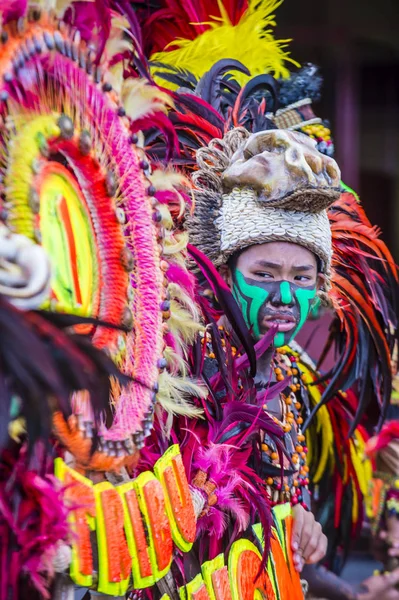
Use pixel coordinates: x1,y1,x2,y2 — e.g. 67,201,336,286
222,129,341,212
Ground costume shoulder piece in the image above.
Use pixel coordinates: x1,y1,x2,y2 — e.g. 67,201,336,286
0,0,204,470
0,1,206,596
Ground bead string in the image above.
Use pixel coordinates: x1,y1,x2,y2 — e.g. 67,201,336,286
203,327,310,507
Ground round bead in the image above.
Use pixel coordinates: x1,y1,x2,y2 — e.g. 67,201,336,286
120,247,134,272
79,130,91,155
152,210,162,223
261,443,269,452
157,358,168,369
57,114,74,139
121,306,133,330
266,477,274,486
271,452,278,461
116,207,126,224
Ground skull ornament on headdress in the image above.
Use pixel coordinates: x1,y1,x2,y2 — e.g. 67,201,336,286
190,128,341,280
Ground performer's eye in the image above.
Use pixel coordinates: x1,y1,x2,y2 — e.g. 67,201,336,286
294,275,311,282
255,271,273,279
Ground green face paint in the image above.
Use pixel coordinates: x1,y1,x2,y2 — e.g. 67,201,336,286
232,270,269,339
233,269,316,347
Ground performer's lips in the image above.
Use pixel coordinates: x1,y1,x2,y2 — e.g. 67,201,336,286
263,312,296,332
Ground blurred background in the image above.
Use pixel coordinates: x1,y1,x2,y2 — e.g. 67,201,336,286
276,0,399,261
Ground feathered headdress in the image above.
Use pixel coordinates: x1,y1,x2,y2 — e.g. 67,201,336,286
133,0,299,86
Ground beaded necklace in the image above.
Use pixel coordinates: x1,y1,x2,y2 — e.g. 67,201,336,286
263,347,309,507
202,327,310,507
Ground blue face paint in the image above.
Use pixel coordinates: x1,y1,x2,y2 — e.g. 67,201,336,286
232,269,316,347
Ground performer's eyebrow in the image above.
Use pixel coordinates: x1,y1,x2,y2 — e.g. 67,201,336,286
292,265,315,272
253,260,282,269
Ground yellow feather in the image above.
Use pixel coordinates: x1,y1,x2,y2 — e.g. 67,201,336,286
150,0,299,88
163,346,189,375
8,418,26,442
163,232,189,256
168,299,203,345
298,361,334,483
169,282,201,323
149,170,188,218
120,79,174,122
157,370,206,430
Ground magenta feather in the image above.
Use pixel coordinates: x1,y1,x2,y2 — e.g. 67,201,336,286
0,0,27,23
0,445,70,599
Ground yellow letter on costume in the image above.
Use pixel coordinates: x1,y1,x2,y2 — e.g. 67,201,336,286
154,445,196,552
228,539,276,600
118,481,154,589
201,555,232,600
94,482,132,596
180,574,211,600
134,471,173,581
54,458,96,588
253,504,304,600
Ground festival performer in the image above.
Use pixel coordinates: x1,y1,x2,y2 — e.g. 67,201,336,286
0,2,398,600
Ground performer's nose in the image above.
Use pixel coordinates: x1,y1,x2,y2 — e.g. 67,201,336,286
269,282,294,306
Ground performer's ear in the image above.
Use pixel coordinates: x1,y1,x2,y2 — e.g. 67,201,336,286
219,264,233,288
316,272,326,291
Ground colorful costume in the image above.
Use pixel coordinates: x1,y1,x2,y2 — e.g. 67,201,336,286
0,1,204,597
0,1,397,599
131,0,398,584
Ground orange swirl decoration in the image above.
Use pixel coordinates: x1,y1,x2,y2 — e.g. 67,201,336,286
0,9,169,470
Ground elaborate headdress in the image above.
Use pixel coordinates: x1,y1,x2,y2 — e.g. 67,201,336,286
190,127,340,279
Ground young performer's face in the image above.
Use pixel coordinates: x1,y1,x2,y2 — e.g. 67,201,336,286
225,242,325,347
